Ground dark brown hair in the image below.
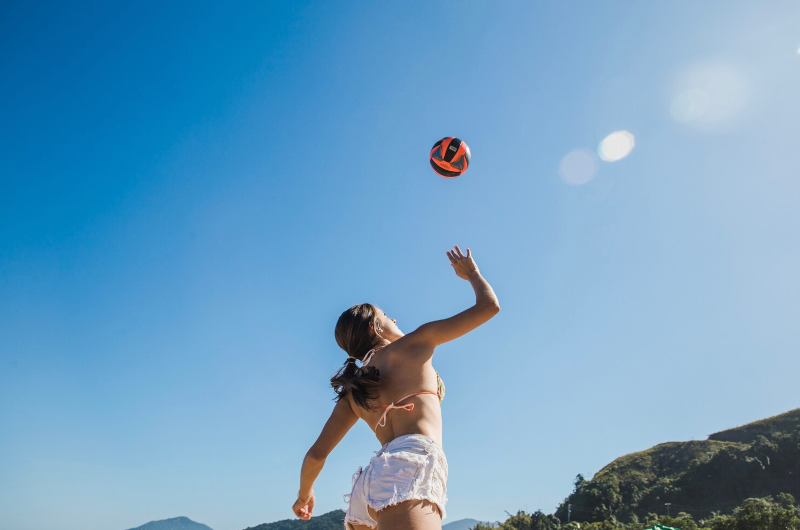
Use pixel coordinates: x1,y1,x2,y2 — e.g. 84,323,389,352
331,303,382,410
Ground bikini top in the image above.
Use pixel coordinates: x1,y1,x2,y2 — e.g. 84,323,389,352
361,348,446,429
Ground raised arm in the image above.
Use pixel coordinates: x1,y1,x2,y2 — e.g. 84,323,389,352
292,397,358,519
410,245,500,348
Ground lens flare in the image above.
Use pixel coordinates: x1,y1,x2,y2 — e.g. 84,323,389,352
598,131,636,162
670,88,710,122
559,149,598,186
670,62,749,128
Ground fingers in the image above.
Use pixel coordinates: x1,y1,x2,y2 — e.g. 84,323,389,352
293,498,314,520
447,246,469,261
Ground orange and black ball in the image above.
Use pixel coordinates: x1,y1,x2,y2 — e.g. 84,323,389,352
430,137,471,178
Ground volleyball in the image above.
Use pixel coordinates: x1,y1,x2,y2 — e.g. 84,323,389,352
430,137,471,178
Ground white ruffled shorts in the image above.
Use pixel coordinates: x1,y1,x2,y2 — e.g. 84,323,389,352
344,434,448,529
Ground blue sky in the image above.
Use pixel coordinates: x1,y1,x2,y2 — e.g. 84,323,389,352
1,1,800,529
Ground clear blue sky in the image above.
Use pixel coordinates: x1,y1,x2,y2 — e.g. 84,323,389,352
2,2,799,530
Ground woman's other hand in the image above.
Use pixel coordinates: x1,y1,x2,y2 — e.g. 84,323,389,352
293,492,315,520
447,245,479,280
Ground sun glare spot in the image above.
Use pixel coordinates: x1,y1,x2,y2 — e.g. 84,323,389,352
670,62,749,128
559,149,598,186
670,88,710,122
598,130,636,162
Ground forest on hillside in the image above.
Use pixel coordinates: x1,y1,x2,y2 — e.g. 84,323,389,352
554,410,800,524
473,409,800,530
474,494,800,530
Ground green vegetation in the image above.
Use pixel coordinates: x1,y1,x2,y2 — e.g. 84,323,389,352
708,409,800,444
473,408,800,530
473,494,800,530
242,510,344,530
554,409,800,524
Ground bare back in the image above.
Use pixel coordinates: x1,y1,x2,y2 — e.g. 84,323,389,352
345,333,442,447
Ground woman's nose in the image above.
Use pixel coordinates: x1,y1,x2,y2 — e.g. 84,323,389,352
391,319,396,324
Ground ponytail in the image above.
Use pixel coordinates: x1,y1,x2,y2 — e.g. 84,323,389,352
330,358,381,411
332,304,383,411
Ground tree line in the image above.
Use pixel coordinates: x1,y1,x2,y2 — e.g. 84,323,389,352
472,494,800,530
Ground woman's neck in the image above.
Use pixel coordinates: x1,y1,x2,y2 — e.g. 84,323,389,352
372,339,391,350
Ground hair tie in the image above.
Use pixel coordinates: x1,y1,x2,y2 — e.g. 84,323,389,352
346,357,357,364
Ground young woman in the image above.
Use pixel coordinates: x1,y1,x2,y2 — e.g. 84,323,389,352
292,245,500,530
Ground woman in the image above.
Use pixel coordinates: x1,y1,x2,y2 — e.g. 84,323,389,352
292,245,500,530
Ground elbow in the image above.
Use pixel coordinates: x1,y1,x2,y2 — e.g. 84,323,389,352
305,448,327,464
480,299,500,316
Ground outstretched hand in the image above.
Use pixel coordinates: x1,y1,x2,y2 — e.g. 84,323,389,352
292,492,315,520
447,245,479,280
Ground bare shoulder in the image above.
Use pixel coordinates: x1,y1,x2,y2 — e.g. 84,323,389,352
343,391,362,419
390,330,436,364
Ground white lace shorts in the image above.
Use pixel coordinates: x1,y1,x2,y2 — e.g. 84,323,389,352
344,434,448,529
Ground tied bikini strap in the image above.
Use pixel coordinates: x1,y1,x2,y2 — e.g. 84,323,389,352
375,391,439,428
361,349,378,367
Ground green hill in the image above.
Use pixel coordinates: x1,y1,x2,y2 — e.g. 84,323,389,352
555,408,800,523
126,517,214,530
243,510,345,530
443,518,488,530
708,408,800,444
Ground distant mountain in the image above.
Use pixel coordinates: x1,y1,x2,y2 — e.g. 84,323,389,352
243,510,344,530
443,518,485,530
555,407,800,523
126,517,213,530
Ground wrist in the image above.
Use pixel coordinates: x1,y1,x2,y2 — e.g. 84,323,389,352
298,490,314,503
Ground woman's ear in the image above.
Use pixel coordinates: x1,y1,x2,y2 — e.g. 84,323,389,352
368,320,380,339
